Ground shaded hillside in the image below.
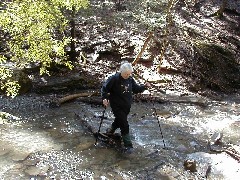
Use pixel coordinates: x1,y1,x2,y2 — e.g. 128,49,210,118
70,0,240,95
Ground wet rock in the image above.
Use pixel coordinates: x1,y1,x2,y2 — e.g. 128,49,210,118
187,151,240,179
56,135,73,143
38,164,50,176
176,144,188,152
75,142,93,151
116,159,131,168
10,151,30,161
23,158,41,166
95,173,118,180
154,174,171,180
47,128,65,138
183,159,197,172
25,166,41,176
198,164,211,178
157,165,181,179
105,173,124,180
2,163,25,179
156,110,172,119
0,147,11,156
210,132,223,145
190,141,199,149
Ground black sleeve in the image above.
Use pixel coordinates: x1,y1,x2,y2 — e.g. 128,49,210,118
101,75,116,100
132,78,146,94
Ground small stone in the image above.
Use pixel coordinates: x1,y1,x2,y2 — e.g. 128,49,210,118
183,159,197,172
211,132,223,145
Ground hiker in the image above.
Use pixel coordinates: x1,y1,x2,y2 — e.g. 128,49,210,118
101,61,150,151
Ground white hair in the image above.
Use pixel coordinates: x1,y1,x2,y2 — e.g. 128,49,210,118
119,61,133,73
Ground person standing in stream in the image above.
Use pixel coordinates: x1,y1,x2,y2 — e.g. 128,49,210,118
101,61,150,152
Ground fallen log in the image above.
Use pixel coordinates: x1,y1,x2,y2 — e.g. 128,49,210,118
134,94,208,107
50,91,99,107
50,88,208,109
77,93,207,107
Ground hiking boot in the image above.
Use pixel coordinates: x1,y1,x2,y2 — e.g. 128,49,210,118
122,134,133,148
123,146,134,154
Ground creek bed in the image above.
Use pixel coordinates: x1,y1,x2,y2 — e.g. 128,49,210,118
0,92,240,179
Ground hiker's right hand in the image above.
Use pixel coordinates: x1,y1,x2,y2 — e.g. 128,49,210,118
103,99,109,107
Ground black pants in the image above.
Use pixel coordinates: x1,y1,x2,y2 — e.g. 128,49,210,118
111,106,130,136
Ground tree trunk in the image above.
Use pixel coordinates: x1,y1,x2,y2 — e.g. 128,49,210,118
70,6,76,61
210,0,228,17
217,0,228,17
132,32,154,66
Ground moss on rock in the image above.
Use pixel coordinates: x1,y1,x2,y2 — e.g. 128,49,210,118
192,42,240,92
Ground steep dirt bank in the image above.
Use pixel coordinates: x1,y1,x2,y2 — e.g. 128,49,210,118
66,0,240,96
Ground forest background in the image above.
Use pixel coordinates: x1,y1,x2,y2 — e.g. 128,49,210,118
0,0,239,98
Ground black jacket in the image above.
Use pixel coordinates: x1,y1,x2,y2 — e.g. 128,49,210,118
101,73,146,110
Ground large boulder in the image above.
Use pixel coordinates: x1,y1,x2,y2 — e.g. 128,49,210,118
190,42,240,93
32,71,100,94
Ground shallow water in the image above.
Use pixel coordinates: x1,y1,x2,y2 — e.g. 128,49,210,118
0,92,240,179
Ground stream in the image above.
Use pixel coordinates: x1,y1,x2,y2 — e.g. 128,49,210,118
0,91,240,179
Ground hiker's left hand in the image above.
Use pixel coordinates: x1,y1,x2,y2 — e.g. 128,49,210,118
103,99,109,107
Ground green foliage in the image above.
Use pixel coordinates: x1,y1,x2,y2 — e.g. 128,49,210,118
52,0,89,11
0,56,20,97
0,0,89,97
0,0,68,73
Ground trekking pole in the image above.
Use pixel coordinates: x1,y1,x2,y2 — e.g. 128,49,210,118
152,95,166,149
95,106,106,146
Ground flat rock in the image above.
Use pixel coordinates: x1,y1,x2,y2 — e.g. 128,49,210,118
10,151,30,161
116,159,131,168
25,166,41,176
75,142,93,151
0,147,11,156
